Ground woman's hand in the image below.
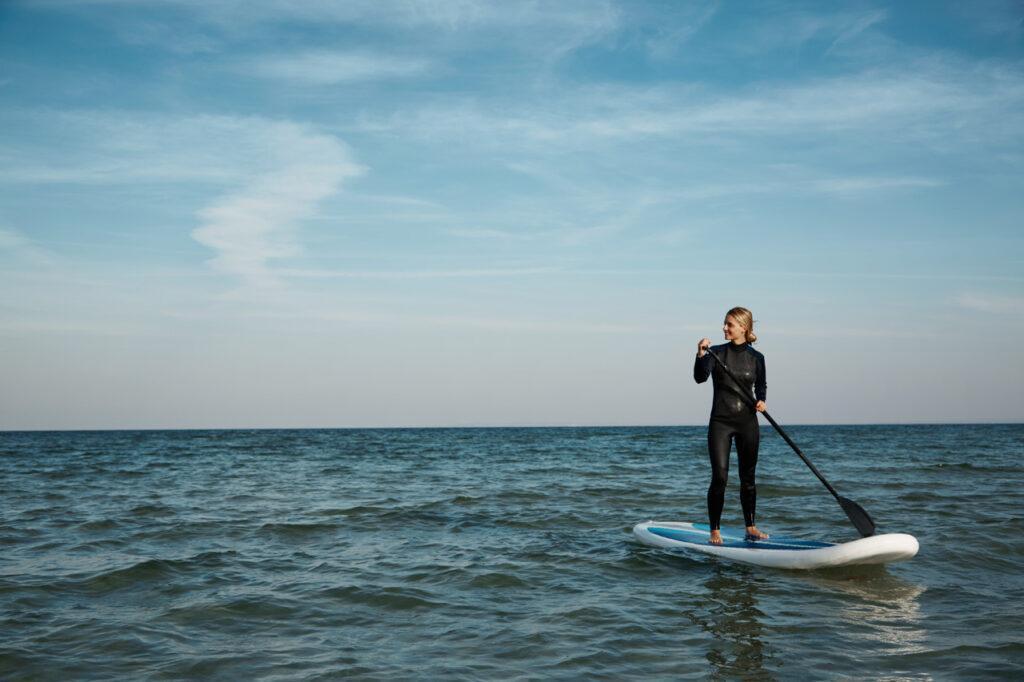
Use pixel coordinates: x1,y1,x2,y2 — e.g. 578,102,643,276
697,337,711,357
755,401,766,413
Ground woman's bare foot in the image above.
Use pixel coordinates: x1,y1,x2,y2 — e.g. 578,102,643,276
709,529,723,545
745,526,769,541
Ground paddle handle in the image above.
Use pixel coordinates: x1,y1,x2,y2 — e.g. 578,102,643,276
703,348,841,501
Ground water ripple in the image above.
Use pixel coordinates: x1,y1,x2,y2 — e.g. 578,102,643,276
1,425,1022,679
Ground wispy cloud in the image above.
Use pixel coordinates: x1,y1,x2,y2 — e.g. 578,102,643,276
118,16,219,54
190,123,363,288
47,0,621,63
954,293,1024,315
824,8,888,56
664,174,944,201
275,266,560,279
356,60,1024,149
766,325,921,339
444,219,630,247
637,1,719,59
245,306,648,335
155,0,618,34
744,270,1024,284
808,176,945,195
0,317,147,337
0,227,55,266
722,5,890,59
445,228,537,241
244,50,433,84
0,110,365,287
0,112,334,185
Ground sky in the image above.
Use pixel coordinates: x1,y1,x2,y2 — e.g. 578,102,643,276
1,0,1023,430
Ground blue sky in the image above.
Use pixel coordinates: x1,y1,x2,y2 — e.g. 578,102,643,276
1,0,1022,429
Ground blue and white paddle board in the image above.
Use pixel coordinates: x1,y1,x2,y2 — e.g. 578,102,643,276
633,521,918,569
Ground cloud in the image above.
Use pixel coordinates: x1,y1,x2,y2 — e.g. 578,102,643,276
772,6,887,47
444,219,629,247
0,227,55,266
275,266,560,279
954,293,1024,315
445,228,536,241
638,2,719,59
118,17,219,54
0,109,363,287
245,306,648,334
151,0,617,33
41,0,621,62
0,227,32,250
190,122,363,288
0,317,145,337
807,176,945,195
824,8,888,56
662,174,945,201
355,58,1024,151
244,51,433,84
0,111,337,185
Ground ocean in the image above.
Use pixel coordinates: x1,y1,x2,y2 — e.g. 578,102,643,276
2,424,1022,680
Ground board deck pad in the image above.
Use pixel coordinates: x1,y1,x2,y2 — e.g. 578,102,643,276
648,523,834,551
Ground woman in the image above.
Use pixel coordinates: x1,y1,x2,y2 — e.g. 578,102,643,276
694,307,768,545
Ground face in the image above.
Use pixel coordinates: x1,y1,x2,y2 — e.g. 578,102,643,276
722,315,746,342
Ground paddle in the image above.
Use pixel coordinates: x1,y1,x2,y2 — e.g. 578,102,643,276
703,347,876,538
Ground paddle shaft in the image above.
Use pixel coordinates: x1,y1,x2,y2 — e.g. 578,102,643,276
703,347,840,500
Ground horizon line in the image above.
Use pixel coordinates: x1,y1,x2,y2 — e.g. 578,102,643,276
2,420,1022,434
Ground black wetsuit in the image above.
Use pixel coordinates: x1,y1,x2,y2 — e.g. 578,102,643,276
693,343,767,531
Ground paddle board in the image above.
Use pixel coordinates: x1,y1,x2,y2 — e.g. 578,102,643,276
633,521,918,569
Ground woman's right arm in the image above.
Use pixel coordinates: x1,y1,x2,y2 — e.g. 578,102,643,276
694,338,712,384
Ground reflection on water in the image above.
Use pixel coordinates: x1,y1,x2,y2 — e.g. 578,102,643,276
690,565,773,680
677,564,927,680
806,568,928,656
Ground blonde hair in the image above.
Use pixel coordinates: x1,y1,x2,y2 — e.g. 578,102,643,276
726,306,757,344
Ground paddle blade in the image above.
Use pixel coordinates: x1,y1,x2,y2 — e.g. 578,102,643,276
839,496,876,537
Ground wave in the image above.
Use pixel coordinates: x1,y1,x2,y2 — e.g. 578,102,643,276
309,503,391,518
76,519,121,532
257,522,340,537
467,572,531,589
317,584,443,611
128,504,176,517
160,595,302,624
67,551,237,595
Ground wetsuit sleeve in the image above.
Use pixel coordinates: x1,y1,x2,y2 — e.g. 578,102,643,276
755,353,767,402
694,352,712,384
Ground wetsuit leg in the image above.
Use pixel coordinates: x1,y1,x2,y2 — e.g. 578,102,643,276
707,418,735,531
734,416,760,528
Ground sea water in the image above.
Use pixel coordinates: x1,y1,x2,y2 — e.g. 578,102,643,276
2,425,1022,679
